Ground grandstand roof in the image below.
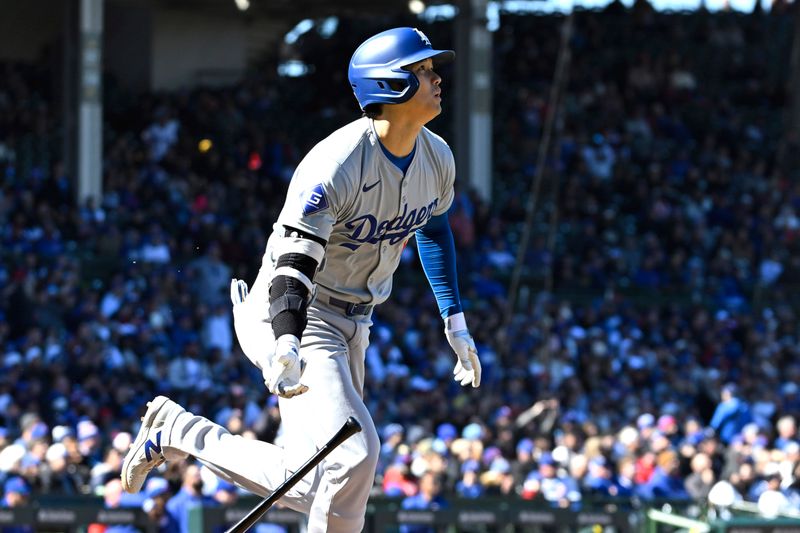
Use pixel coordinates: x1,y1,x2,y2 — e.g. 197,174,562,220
150,0,427,19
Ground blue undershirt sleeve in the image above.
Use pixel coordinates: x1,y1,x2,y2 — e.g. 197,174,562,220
415,213,463,319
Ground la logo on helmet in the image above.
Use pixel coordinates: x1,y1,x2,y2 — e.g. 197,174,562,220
413,28,431,47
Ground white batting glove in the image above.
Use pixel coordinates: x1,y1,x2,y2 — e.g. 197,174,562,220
445,312,481,388
231,279,309,398
267,335,309,398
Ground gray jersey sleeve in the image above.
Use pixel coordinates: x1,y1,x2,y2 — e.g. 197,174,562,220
430,140,456,217
277,153,355,242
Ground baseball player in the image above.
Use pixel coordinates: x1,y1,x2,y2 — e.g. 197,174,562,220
121,27,481,533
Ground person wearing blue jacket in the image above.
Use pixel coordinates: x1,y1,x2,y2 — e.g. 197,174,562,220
710,383,753,445
166,464,217,533
400,471,447,533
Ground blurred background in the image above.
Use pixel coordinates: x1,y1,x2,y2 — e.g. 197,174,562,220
2,0,800,531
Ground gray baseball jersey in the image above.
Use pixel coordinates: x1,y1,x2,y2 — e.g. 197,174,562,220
275,116,455,305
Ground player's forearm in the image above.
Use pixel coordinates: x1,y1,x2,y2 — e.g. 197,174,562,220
270,254,317,338
268,226,327,340
416,214,463,319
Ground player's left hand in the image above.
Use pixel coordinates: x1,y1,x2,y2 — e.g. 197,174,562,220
445,313,481,388
267,334,309,398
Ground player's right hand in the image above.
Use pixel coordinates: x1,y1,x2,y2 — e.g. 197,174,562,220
446,329,482,388
266,334,309,399
444,313,481,388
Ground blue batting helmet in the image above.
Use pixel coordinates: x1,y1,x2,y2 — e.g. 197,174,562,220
348,27,454,110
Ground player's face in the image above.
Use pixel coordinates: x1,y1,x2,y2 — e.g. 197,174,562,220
402,58,442,123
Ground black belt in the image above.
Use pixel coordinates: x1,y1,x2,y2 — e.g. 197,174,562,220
327,296,373,316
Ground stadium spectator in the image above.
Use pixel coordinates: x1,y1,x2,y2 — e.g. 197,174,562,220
685,453,716,500
455,459,483,498
774,415,798,452
38,442,80,494
639,451,690,500
710,384,754,445
613,456,638,498
583,456,617,497
142,477,179,533
94,477,139,533
142,107,179,163
521,452,581,507
166,464,217,533
399,471,447,533
0,477,32,533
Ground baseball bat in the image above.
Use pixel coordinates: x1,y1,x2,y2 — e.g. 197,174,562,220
225,416,363,533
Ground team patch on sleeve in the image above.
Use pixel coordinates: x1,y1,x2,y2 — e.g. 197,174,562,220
301,184,329,215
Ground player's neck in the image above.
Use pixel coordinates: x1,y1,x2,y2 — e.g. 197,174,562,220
372,117,421,158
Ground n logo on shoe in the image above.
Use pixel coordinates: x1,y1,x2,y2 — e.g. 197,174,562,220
144,431,162,461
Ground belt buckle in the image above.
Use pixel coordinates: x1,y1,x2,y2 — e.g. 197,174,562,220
345,302,358,316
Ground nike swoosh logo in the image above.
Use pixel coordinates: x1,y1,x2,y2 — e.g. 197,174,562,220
362,180,380,192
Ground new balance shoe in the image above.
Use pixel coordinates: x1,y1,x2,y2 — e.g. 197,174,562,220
121,395,180,493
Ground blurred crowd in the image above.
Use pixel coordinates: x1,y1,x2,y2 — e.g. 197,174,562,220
2,4,800,530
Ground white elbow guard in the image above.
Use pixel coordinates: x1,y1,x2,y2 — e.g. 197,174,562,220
273,227,325,260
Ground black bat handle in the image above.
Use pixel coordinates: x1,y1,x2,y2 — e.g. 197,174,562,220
226,417,363,533
329,416,363,448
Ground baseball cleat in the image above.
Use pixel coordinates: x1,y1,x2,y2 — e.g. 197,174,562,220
121,395,178,493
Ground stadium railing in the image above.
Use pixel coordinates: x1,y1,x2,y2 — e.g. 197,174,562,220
7,497,800,532
645,508,800,533
0,504,158,533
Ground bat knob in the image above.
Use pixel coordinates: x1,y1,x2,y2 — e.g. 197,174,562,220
345,417,362,433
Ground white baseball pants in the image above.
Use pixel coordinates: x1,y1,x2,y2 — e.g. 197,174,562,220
160,261,379,533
